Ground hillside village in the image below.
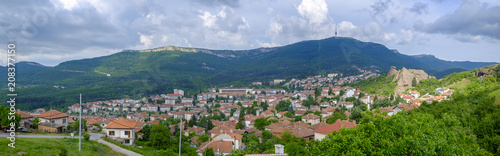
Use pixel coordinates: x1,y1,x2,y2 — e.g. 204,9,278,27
13,67,456,155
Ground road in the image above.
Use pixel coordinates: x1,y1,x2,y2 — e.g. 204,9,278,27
0,132,142,156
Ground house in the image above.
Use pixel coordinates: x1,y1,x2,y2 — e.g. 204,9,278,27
16,110,33,128
212,132,243,150
273,79,286,84
339,102,354,109
401,95,414,103
181,98,194,104
313,120,356,141
36,110,70,133
208,125,237,137
294,110,306,116
185,126,206,136
103,118,138,145
393,103,419,114
379,106,395,116
301,114,320,125
196,139,233,156
319,102,330,107
165,99,176,105
165,94,183,99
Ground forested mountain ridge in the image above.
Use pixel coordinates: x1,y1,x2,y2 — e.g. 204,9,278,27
0,37,497,110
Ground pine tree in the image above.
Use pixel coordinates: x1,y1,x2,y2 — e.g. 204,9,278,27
412,77,418,86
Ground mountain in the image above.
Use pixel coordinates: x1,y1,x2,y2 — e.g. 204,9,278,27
1,37,497,110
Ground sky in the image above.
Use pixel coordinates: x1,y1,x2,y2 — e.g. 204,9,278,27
0,0,499,66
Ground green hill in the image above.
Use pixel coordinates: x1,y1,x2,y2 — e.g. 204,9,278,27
0,37,497,111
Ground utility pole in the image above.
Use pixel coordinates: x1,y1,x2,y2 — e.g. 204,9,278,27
79,94,82,151
179,117,182,156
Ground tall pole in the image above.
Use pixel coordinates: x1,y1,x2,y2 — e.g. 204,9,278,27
179,117,182,156
79,94,82,151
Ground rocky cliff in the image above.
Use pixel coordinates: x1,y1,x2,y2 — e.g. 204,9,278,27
387,66,435,93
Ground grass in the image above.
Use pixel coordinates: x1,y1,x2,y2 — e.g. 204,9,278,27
0,138,125,156
490,88,500,105
102,137,157,155
447,79,470,90
17,131,71,136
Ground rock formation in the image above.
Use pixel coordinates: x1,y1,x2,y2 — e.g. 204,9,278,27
387,66,435,93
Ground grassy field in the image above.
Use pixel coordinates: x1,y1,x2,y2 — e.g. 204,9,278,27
16,131,71,136
0,138,125,156
102,137,157,155
447,78,470,90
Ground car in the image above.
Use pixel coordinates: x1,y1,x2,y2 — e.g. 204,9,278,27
2,127,8,133
17,127,27,132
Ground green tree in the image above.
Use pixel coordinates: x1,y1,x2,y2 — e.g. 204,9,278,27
0,106,20,129
149,124,171,149
326,109,348,124
32,117,40,129
412,77,418,86
253,118,270,130
197,134,211,145
203,148,215,156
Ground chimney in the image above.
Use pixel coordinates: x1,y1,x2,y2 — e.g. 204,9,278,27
275,144,284,154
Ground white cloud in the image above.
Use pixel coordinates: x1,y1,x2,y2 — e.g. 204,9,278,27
297,0,328,24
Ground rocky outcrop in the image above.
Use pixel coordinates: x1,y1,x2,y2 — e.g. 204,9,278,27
387,66,435,94
473,64,499,77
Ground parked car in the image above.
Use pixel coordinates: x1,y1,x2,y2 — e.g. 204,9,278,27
17,127,27,132
2,127,8,133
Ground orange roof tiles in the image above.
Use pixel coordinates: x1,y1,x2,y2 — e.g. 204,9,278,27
37,110,69,119
313,120,356,134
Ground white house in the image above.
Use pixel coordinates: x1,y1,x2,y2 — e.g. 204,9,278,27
103,118,138,145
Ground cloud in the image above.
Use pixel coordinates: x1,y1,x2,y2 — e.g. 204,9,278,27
297,0,329,24
264,0,335,46
414,0,500,41
190,0,241,8
409,2,429,15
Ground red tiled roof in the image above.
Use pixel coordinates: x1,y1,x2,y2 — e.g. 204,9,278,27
37,110,69,119
196,140,233,153
302,113,320,119
16,110,33,119
105,118,137,129
313,120,356,134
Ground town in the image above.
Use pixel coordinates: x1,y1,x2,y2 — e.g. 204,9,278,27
8,67,455,156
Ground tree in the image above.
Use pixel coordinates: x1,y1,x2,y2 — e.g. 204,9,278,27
237,109,245,129
276,100,291,112
140,125,151,141
32,117,40,129
412,77,418,86
326,110,348,124
0,106,20,128
253,118,270,130
203,148,215,156
150,124,171,150
197,134,211,145
67,118,87,132
284,112,294,118
285,142,308,156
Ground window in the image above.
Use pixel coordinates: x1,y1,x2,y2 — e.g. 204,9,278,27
109,131,115,136
51,120,55,123
62,119,66,123
125,131,130,135
125,139,130,144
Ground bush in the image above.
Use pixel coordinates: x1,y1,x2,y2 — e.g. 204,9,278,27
83,133,90,141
